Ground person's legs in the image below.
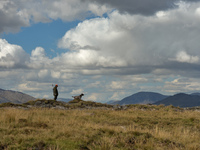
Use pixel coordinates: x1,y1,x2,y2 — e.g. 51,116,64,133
54,95,57,100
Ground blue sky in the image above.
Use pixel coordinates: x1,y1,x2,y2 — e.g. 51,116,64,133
1,0,200,102
2,19,79,57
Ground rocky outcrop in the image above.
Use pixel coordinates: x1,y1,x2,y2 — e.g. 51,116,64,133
0,99,129,110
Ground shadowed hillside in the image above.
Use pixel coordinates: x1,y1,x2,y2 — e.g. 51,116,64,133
0,89,35,104
116,92,168,105
154,93,200,107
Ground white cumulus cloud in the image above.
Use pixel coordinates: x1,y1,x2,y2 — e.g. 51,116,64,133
0,39,29,68
0,0,110,33
58,3,200,75
174,51,199,63
2,0,200,101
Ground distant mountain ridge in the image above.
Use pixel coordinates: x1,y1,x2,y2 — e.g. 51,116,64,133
106,100,120,105
190,93,200,96
115,92,169,105
154,93,200,107
110,91,200,108
0,88,36,104
1,88,200,107
57,98,72,103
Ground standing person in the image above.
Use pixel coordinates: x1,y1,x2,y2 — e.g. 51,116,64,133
53,84,58,100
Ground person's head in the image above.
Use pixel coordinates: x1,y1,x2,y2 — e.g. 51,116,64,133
55,84,58,87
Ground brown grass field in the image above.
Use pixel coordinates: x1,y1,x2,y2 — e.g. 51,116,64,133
0,103,200,150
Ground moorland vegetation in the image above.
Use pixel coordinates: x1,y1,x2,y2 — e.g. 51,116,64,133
0,99,200,150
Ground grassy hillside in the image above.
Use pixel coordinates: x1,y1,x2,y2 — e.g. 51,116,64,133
0,104,200,149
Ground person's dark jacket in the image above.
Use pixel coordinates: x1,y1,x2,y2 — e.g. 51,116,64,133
53,86,58,96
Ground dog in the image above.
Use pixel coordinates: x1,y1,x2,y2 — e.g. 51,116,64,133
72,93,84,100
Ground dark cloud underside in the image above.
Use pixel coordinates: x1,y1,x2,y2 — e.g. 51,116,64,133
83,0,200,15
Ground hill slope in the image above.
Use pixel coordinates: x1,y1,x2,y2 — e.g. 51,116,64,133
117,92,168,105
57,98,72,103
0,88,36,104
154,93,200,107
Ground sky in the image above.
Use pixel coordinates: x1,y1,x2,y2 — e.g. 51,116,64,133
1,0,200,102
